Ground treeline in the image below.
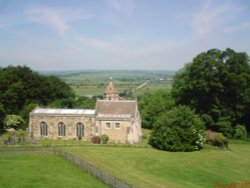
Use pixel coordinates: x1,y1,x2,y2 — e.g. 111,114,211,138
139,48,250,151
0,66,95,131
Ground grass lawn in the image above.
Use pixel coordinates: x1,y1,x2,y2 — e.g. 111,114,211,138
0,153,109,188
63,143,250,188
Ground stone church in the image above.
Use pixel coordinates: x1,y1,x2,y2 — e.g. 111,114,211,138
29,82,142,143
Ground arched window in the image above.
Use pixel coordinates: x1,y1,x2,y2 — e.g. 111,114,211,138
58,122,66,136
76,123,84,137
40,122,48,136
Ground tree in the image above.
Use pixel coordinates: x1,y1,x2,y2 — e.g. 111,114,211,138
4,115,25,130
138,90,174,129
0,103,6,131
0,65,75,130
172,48,250,135
149,106,205,152
234,124,247,140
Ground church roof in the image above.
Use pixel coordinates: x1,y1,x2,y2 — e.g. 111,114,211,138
105,82,118,94
95,100,137,119
31,108,95,116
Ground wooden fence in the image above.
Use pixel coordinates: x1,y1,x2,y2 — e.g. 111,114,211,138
53,148,133,188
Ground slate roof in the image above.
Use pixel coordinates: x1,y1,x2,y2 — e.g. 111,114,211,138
95,100,137,119
31,108,95,116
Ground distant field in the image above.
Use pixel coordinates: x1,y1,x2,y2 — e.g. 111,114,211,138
63,143,250,188
0,152,108,188
58,70,174,97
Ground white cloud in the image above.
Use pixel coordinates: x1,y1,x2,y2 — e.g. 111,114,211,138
26,7,92,36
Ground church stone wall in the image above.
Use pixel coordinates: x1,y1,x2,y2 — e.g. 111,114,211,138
30,114,94,140
96,120,131,142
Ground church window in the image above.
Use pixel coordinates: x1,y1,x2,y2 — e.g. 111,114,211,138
40,122,48,136
106,122,111,129
58,122,66,136
76,123,84,137
115,123,120,129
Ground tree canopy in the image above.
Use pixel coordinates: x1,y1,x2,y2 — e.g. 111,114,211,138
172,48,250,135
138,90,174,129
0,65,75,130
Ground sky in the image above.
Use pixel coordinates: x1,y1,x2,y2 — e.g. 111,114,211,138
0,0,250,71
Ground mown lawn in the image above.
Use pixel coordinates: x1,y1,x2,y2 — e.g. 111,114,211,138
63,143,250,188
0,152,109,188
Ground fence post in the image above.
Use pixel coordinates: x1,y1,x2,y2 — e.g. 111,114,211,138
54,149,133,188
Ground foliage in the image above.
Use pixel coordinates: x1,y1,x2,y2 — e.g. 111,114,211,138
100,134,109,144
0,103,5,131
214,133,228,148
172,48,250,136
149,106,205,151
216,118,233,138
4,115,25,130
91,136,101,144
138,90,174,129
0,65,75,130
74,96,96,109
234,124,247,140
1,130,28,145
19,103,38,125
48,96,96,109
206,131,228,149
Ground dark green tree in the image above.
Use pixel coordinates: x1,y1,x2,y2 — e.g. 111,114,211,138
149,106,205,151
138,90,174,129
172,48,250,134
0,65,75,130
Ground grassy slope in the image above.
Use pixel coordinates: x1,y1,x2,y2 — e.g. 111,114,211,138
0,153,109,188
63,143,250,188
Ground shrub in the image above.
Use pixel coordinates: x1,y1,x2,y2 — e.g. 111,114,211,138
149,106,205,152
215,133,228,148
216,118,233,138
206,130,228,149
100,134,109,144
1,130,28,145
91,136,100,144
234,124,247,140
4,115,25,130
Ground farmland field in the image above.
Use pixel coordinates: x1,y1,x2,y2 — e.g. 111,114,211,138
0,151,109,188
54,70,174,97
63,142,250,188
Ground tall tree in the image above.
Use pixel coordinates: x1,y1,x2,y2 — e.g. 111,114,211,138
0,65,75,130
139,90,174,129
172,48,250,133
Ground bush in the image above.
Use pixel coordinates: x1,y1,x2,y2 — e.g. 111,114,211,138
206,130,228,149
4,115,25,130
91,136,100,144
149,106,205,152
215,133,228,148
1,130,28,145
216,118,233,138
234,124,247,140
100,134,109,144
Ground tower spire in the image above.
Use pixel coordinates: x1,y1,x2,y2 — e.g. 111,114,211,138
104,82,119,100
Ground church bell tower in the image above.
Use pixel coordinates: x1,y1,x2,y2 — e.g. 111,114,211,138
104,82,119,100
